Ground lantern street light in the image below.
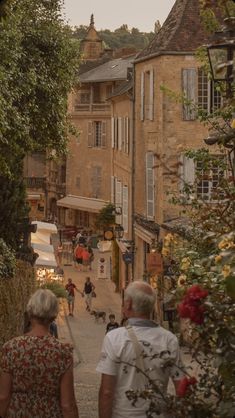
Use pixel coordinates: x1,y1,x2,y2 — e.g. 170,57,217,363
206,17,235,98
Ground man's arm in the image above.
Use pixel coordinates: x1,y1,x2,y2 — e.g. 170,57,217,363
99,373,116,418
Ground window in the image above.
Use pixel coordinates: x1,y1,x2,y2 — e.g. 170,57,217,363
182,68,222,120
196,158,224,201
146,152,155,219
76,177,80,189
88,121,107,148
122,185,128,233
91,166,102,198
94,122,102,147
75,211,89,227
111,117,129,154
140,69,154,121
198,69,222,114
80,92,90,104
115,178,122,225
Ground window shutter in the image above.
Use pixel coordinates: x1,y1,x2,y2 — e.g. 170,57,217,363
118,117,122,151
122,185,128,233
115,179,122,224
111,175,115,203
149,69,154,121
88,121,93,147
111,117,115,148
115,117,118,149
140,72,145,121
101,121,106,148
125,117,129,154
91,166,102,198
183,156,195,185
182,69,196,121
122,117,125,150
146,152,155,219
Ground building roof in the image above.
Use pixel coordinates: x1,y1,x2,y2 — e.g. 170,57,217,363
79,56,134,83
107,79,133,99
135,0,214,62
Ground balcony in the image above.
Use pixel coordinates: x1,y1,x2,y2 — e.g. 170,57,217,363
24,177,46,189
73,102,111,113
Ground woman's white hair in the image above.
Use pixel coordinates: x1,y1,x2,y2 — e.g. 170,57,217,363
27,289,59,324
124,281,156,315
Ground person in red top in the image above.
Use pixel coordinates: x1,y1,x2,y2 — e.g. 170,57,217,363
65,278,82,316
81,247,90,272
74,244,83,271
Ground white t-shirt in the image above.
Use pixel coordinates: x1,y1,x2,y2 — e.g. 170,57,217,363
96,319,183,418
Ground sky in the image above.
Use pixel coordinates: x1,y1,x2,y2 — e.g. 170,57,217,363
62,0,176,32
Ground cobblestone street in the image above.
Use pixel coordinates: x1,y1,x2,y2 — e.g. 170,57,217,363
57,249,122,418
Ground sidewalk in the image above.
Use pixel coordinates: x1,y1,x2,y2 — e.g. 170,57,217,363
57,249,122,418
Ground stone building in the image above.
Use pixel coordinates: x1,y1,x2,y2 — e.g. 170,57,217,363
132,0,221,281
57,17,135,232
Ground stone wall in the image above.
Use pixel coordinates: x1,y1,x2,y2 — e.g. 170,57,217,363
0,261,36,350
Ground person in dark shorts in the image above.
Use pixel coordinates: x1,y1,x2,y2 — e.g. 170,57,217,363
74,243,83,271
106,314,119,334
65,278,82,316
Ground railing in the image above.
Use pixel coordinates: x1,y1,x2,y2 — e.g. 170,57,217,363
74,103,111,112
24,177,46,189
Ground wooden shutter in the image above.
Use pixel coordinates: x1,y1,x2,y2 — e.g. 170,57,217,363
118,117,122,151
101,121,106,148
149,69,154,121
182,68,196,120
140,72,145,121
179,154,195,199
88,121,93,147
125,117,129,154
115,179,122,224
111,117,115,148
91,166,102,197
111,175,115,203
122,185,128,233
146,152,155,219
114,117,118,149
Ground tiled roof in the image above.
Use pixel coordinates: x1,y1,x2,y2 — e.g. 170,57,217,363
78,57,111,76
107,79,133,99
79,56,135,83
135,0,214,62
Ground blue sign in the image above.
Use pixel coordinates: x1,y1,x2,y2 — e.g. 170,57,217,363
122,251,134,264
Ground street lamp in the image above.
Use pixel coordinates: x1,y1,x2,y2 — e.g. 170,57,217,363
206,17,235,98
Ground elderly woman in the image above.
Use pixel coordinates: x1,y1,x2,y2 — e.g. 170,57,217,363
0,289,79,418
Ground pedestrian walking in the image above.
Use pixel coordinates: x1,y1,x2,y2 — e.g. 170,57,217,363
81,246,90,272
65,277,82,316
57,241,63,266
0,289,79,418
106,314,119,334
97,281,184,418
74,243,83,271
82,276,95,312
87,245,94,270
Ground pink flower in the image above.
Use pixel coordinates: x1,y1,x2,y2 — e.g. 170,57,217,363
177,285,208,325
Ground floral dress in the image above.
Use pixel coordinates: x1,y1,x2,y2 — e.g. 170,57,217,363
0,335,73,418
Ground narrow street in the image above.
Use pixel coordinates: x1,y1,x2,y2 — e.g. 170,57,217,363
57,249,122,418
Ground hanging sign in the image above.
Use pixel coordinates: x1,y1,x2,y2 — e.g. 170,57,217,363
146,252,163,274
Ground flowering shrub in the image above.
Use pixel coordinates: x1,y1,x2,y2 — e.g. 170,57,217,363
177,285,208,325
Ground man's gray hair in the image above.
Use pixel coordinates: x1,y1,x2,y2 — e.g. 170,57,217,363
124,281,156,315
27,289,59,324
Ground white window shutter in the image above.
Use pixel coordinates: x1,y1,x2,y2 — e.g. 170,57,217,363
111,117,115,148
115,117,118,149
118,117,122,151
88,121,93,147
122,185,128,233
125,117,129,154
183,155,195,185
149,69,154,121
182,68,196,120
101,121,106,148
115,179,122,224
140,72,145,121
111,175,115,203
146,152,155,219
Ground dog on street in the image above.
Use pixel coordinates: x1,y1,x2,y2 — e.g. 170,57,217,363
90,310,106,323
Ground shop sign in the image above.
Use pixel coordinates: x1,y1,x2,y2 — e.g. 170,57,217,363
122,251,134,264
146,252,163,274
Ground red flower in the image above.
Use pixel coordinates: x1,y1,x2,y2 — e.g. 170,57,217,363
177,376,197,397
177,285,208,325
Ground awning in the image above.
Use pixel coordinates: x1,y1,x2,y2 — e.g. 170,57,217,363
33,243,57,268
57,195,108,213
32,221,57,234
27,194,41,200
134,224,156,245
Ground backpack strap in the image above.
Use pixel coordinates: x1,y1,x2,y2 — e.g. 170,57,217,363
126,324,145,372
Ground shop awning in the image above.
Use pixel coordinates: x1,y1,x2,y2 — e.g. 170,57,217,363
31,222,57,245
32,221,57,234
57,195,108,213
34,247,57,268
134,224,156,245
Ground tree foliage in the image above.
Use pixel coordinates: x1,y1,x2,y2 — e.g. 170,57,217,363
72,24,154,52
0,0,80,248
